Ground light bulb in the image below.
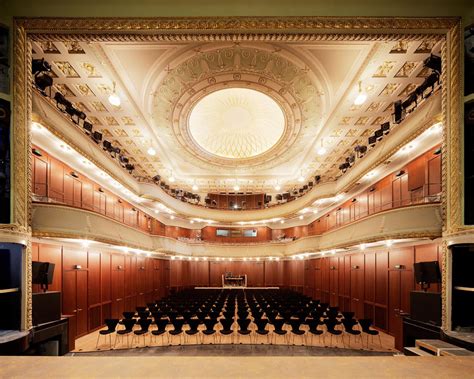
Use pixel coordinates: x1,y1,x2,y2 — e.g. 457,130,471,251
354,92,367,105
147,147,156,156
298,176,305,182
192,184,198,191
233,185,240,191
354,80,367,105
170,215,175,220
317,146,327,156
275,185,281,191
280,220,285,224
169,176,175,183
299,215,304,220
108,93,121,107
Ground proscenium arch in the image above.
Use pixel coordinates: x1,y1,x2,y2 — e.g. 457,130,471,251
10,16,463,332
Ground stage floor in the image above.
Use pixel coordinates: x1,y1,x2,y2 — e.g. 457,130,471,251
194,287,280,289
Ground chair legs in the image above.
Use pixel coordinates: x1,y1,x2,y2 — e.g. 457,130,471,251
96,333,113,350
114,333,131,349
237,332,252,344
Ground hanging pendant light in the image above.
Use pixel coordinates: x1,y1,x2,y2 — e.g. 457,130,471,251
354,80,367,105
108,81,121,107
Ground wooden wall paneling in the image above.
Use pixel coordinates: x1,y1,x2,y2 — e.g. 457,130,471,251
350,253,364,318
321,258,330,302
209,261,224,287
314,258,322,300
392,177,402,208
329,256,339,306
63,174,73,206
428,155,441,195
100,251,111,321
375,250,388,330
106,196,115,219
400,174,410,206
111,254,125,318
48,158,64,202
76,269,88,336
33,155,48,196
136,256,146,305
87,251,101,331
364,252,375,320
73,178,82,208
343,255,351,311
82,182,93,211
407,156,426,191
33,244,62,293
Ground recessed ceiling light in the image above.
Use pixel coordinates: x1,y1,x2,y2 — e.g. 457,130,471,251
298,176,305,182
360,243,366,250
299,215,304,220
386,240,393,247
154,209,159,214
192,184,199,191
275,184,281,191
190,220,194,224
233,184,240,191
170,215,175,220
147,147,156,156
313,209,318,214
169,175,175,183
280,220,285,224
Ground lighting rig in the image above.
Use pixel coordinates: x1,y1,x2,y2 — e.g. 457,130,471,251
34,58,136,175
392,54,441,124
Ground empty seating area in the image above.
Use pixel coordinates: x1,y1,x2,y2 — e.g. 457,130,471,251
88,289,391,352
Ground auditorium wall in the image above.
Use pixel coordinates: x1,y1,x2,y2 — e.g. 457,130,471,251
32,240,440,349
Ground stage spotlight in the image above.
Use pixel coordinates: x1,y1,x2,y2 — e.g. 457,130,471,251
368,135,377,147
82,121,93,134
375,129,383,141
346,154,356,166
422,72,440,98
393,100,405,124
315,175,321,184
339,162,350,173
34,73,53,95
119,155,129,165
125,163,135,173
355,145,368,158
103,140,112,151
381,122,390,135
424,54,441,73
92,131,102,143
32,58,51,75
53,92,72,112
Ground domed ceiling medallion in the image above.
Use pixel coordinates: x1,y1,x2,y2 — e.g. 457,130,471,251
188,88,286,160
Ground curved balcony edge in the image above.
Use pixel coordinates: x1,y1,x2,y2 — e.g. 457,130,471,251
32,202,442,257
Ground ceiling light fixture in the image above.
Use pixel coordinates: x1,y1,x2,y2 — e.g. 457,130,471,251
169,172,176,183
192,183,199,191
354,80,367,105
147,147,156,156
233,184,240,191
275,183,281,191
317,139,327,156
298,170,305,182
280,220,285,224
386,240,393,247
108,81,121,107
299,215,304,220
170,215,175,220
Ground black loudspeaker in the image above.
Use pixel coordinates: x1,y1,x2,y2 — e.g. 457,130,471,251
410,291,441,326
32,291,61,326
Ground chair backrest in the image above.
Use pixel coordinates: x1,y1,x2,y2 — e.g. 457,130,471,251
255,318,268,331
342,318,357,331
188,318,201,331
307,318,321,331
156,318,168,331
138,311,150,320
272,318,285,331
122,318,136,331
342,311,355,320
104,318,119,331
203,318,218,331
122,311,135,320
171,318,185,331
324,318,338,332
220,318,234,331
358,318,373,332
136,306,147,313
289,318,302,332
138,318,152,332
237,318,251,331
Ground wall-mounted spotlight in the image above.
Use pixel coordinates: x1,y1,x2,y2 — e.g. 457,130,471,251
393,100,405,124
381,122,390,135
424,54,441,74
92,131,102,143
125,163,135,173
354,145,367,158
82,121,93,135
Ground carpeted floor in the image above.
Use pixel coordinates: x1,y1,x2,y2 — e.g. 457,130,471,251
69,344,396,357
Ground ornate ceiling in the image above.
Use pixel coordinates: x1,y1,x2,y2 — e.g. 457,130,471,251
188,88,286,160
31,38,442,194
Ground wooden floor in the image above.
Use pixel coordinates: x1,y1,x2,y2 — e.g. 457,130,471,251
74,321,396,354
1,356,473,378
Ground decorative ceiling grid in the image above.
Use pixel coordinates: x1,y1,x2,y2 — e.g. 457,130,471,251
31,37,442,193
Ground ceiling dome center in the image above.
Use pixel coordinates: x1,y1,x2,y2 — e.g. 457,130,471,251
188,88,286,159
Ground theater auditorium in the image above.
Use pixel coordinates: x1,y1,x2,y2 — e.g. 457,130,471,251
0,1,473,377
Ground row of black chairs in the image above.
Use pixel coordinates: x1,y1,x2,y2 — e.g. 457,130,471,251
96,289,381,349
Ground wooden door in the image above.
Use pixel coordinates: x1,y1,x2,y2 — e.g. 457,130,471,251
329,256,339,306
76,270,88,336
350,254,364,317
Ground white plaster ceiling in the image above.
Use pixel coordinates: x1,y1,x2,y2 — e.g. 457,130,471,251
31,38,442,195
